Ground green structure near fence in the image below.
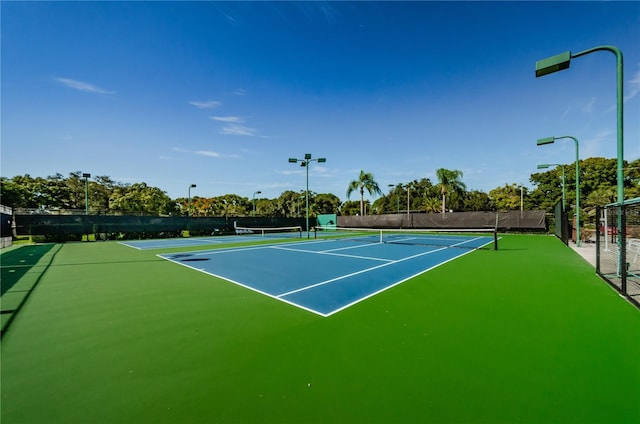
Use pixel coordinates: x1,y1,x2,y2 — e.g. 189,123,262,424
316,213,337,228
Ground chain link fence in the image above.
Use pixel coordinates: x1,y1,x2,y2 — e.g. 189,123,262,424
596,200,640,308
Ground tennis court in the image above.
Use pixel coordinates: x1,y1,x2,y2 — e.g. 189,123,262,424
160,231,495,316
2,234,639,424
120,225,304,250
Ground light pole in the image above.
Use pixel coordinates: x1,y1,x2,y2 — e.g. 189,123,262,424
252,190,261,216
538,136,581,246
288,153,326,238
537,164,566,211
187,184,196,217
82,173,91,215
388,184,400,214
520,185,524,214
536,45,624,247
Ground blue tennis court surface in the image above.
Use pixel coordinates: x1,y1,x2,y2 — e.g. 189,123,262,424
120,233,302,250
159,235,494,316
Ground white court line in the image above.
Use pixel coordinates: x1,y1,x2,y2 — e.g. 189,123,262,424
270,245,392,262
275,246,448,298
168,239,336,257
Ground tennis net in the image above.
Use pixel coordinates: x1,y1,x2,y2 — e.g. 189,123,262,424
314,226,498,250
235,225,303,238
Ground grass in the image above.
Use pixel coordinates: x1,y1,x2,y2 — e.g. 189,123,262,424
1,235,639,423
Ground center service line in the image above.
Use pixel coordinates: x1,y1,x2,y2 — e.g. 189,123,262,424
275,246,448,298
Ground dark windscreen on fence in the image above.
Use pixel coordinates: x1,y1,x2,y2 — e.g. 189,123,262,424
338,211,546,230
14,215,308,237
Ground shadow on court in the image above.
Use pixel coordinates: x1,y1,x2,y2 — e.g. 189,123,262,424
1,244,61,336
1,244,56,296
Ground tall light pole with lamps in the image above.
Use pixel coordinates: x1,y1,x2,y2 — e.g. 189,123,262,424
288,153,326,238
82,173,91,215
537,164,566,211
388,184,401,214
537,136,580,246
536,45,624,251
187,184,196,217
252,191,262,216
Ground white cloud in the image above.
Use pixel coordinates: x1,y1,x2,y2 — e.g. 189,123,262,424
188,100,222,109
54,77,114,94
582,129,615,158
233,89,247,96
220,124,257,136
173,147,239,159
605,67,640,112
210,116,243,123
582,97,595,114
624,68,640,103
279,169,305,176
196,150,220,158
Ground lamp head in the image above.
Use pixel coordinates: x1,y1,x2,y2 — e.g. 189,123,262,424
317,158,326,163
304,153,312,160
535,51,571,78
537,164,550,169
537,137,556,146
288,158,297,163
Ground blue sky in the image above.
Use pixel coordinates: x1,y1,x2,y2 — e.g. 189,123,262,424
2,1,639,202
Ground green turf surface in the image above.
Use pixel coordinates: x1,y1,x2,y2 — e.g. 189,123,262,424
1,235,639,423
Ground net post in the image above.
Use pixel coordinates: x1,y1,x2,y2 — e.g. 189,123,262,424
493,229,498,250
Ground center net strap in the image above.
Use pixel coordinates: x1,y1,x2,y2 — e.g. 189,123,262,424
314,226,497,250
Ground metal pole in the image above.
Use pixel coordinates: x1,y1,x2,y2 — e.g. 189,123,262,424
85,176,89,215
553,136,580,246
571,46,623,207
560,166,566,212
305,161,310,238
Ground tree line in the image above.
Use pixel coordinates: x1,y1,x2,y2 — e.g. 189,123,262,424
1,158,639,222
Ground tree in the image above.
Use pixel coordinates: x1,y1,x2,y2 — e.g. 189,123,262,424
109,183,176,215
346,170,382,216
314,193,341,215
339,200,362,216
463,190,493,211
489,184,523,211
423,197,441,213
435,168,466,213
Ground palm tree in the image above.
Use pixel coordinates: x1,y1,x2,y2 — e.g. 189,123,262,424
435,168,466,214
346,170,382,216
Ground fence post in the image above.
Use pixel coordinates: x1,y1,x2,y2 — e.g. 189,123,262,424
621,205,627,293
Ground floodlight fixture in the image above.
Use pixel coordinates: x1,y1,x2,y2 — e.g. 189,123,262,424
535,51,571,78
537,137,555,146
288,153,328,238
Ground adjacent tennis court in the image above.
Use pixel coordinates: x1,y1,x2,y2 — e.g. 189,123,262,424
160,231,496,316
120,225,304,250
